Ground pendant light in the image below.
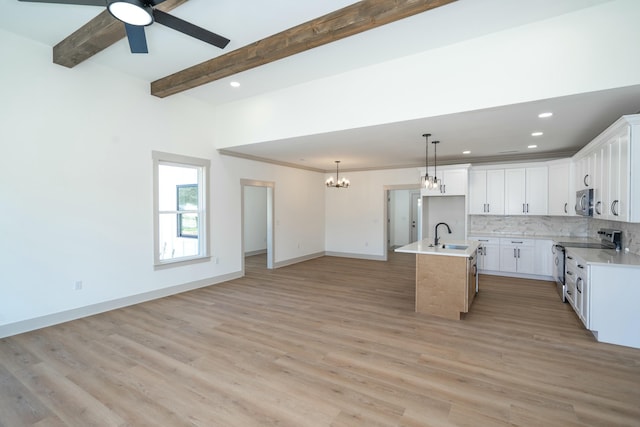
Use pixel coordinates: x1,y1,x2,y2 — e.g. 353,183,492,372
326,160,350,188
421,133,434,189
430,140,441,190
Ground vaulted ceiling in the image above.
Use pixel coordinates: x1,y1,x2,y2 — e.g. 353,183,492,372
3,0,640,171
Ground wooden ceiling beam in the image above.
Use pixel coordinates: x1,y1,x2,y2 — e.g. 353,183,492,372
151,0,457,98
53,0,189,68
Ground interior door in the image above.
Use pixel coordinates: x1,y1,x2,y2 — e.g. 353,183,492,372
410,191,420,242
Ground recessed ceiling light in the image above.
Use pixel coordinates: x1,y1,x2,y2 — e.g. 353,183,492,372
230,81,240,88
531,131,543,137
462,150,471,154
538,112,553,118
528,144,538,149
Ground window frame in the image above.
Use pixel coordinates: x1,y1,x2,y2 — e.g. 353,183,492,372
152,151,210,268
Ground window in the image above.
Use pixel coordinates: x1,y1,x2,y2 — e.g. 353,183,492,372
153,151,210,266
176,184,198,238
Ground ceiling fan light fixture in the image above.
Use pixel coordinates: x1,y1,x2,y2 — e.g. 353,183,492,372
108,0,153,26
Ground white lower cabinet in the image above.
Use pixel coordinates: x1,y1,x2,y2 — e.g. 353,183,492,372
565,249,640,349
565,251,588,327
499,238,535,274
475,237,500,271
534,239,553,277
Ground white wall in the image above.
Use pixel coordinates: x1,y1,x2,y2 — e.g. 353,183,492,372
423,196,466,242
325,168,421,258
212,0,640,148
243,186,268,254
0,30,326,336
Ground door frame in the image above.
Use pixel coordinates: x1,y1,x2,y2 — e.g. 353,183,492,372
383,184,421,260
240,179,275,274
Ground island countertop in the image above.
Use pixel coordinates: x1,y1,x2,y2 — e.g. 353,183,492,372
395,239,480,258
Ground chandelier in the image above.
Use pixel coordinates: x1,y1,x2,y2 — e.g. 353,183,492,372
326,160,350,188
421,133,441,190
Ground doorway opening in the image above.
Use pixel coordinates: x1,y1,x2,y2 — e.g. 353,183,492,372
241,179,274,273
384,185,421,258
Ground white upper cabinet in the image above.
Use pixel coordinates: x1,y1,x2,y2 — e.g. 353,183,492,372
548,160,573,216
469,169,505,215
505,166,548,215
421,167,469,196
574,153,592,190
573,114,639,223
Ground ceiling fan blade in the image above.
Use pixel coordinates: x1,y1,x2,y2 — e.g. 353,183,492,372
18,0,106,5
125,23,149,53
152,9,230,49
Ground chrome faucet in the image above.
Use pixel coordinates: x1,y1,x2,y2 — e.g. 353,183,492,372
434,222,452,246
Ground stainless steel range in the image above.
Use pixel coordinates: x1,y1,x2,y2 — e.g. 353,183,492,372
553,228,622,302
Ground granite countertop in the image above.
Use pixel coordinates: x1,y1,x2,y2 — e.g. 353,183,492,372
395,239,480,258
565,247,640,267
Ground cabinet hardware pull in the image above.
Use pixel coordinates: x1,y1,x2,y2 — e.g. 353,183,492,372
567,256,573,260
584,174,589,187
522,203,526,213
479,239,489,242
612,200,619,216
517,248,520,258
566,271,573,275
513,248,516,258
595,201,602,215
526,203,529,213
577,264,584,269
511,241,523,244
564,202,568,214
486,203,490,212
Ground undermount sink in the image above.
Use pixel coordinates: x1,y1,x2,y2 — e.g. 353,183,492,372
442,244,468,250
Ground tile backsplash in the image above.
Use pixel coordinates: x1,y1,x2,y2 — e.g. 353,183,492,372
588,219,640,255
469,215,589,237
469,215,640,255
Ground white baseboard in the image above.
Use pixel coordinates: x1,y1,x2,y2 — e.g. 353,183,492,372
273,252,324,268
479,269,554,282
0,271,243,339
324,251,387,261
244,249,267,257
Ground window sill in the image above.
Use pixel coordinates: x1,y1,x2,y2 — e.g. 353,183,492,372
154,255,211,270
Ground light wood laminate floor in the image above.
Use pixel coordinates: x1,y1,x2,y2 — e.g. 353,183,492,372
1,253,639,426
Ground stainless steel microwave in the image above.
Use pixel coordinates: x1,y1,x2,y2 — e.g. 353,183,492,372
575,188,593,216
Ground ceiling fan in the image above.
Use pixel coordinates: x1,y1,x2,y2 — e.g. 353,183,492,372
18,0,231,53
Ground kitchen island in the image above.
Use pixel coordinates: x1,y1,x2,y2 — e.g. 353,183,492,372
396,239,480,320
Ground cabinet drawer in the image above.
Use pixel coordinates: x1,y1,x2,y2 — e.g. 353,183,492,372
499,238,535,246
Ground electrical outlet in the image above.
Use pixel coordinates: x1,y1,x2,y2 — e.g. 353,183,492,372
75,281,83,290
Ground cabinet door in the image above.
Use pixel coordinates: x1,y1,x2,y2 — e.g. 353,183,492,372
534,239,553,277
593,146,605,218
441,169,467,196
486,169,505,215
505,169,526,215
516,245,535,274
487,244,500,271
548,163,571,216
612,129,630,221
525,167,548,215
469,170,487,214
575,155,592,190
500,245,518,273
